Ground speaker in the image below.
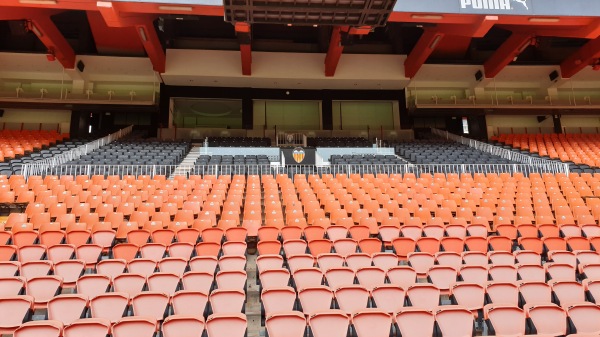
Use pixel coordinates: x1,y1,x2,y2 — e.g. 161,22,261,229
475,70,483,82
549,70,559,82
537,116,548,123
77,60,85,73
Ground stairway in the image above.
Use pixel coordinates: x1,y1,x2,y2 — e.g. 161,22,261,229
169,145,203,179
245,254,263,337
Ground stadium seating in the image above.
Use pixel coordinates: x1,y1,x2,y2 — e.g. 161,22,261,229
394,140,519,165
493,133,600,173
1,170,600,337
307,137,371,147
62,141,190,166
329,154,405,165
195,155,271,166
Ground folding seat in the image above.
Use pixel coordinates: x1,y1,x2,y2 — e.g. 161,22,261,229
20,260,52,279
386,266,417,290
261,286,296,319
326,226,348,242
370,284,405,314
358,238,382,255
546,263,576,281
0,261,19,277
458,265,488,284
111,243,139,262
435,306,474,337
47,244,76,263
517,264,545,282
391,237,416,261
323,267,354,289
18,244,46,262
422,224,445,240
113,273,146,296
552,281,586,307
287,254,314,274
399,225,422,241
89,292,129,323
76,274,110,298
343,253,370,272
283,239,308,258
96,258,127,278
171,290,208,318
464,236,488,253
293,268,324,289
163,315,205,337
461,251,488,266
265,312,306,337
259,268,290,289
371,252,398,271
189,255,218,274
416,237,440,255
209,289,246,314
47,294,87,325
450,283,485,313
406,284,440,310
257,241,281,256
544,236,568,252
131,292,169,321
174,228,200,245
407,252,435,276
111,316,158,337
90,224,116,252
519,281,552,306
526,304,568,336
426,266,457,293
256,255,284,274
317,253,345,271
298,286,333,314
257,227,280,242
27,275,62,308
221,241,246,256
548,250,577,266
445,224,467,238
514,250,541,265
125,259,156,277
488,236,513,252
307,239,334,257
0,276,25,296
148,272,181,294
487,251,514,266
488,265,517,282
566,303,600,334
486,282,519,306
567,236,592,251
576,251,600,271
54,260,85,286
125,229,151,247
195,242,222,257
13,320,63,337
307,310,349,337
351,309,393,337
395,308,435,337
182,271,214,294
355,266,385,291
165,242,193,259
333,239,358,257
484,305,526,337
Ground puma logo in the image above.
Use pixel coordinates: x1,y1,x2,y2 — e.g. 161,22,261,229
513,0,529,10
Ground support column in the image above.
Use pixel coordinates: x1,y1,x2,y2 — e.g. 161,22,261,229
398,90,413,130
242,94,253,130
553,115,562,134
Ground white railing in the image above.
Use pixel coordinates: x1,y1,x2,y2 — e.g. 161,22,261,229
430,128,570,175
21,163,566,180
22,125,133,179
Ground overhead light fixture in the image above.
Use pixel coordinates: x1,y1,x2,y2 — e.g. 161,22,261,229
19,0,57,4
96,1,112,7
30,24,43,37
411,14,443,20
429,34,442,49
529,17,560,23
287,23,292,27
139,27,147,42
158,5,193,11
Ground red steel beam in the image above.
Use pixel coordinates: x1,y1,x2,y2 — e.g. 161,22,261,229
97,3,165,73
325,26,344,77
0,7,75,69
560,36,600,78
235,22,252,76
404,30,445,78
483,32,535,78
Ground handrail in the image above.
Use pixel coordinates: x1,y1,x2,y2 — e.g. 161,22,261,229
430,128,570,175
21,162,567,180
22,125,133,179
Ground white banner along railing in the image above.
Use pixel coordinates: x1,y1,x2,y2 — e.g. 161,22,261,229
22,125,133,179
21,163,567,180
430,128,570,175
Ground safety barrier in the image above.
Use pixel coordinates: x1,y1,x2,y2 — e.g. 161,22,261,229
22,125,133,178
431,128,570,175
21,162,566,180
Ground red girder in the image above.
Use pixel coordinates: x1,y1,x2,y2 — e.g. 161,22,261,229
560,36,600,78
404,30,445,78
0,7,75,69
325,27,345,77
235,22,252,76
483,32,535,78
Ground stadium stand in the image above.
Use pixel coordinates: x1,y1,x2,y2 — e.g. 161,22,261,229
208,137,270,147
493,133,600,173
394,140,520,165
0,130,67,162
63,141,190,166
329,154,405,165
307,137,371,147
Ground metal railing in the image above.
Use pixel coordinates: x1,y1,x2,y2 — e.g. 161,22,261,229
22,125,133,179
430,128,570,175
21,163,566,180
